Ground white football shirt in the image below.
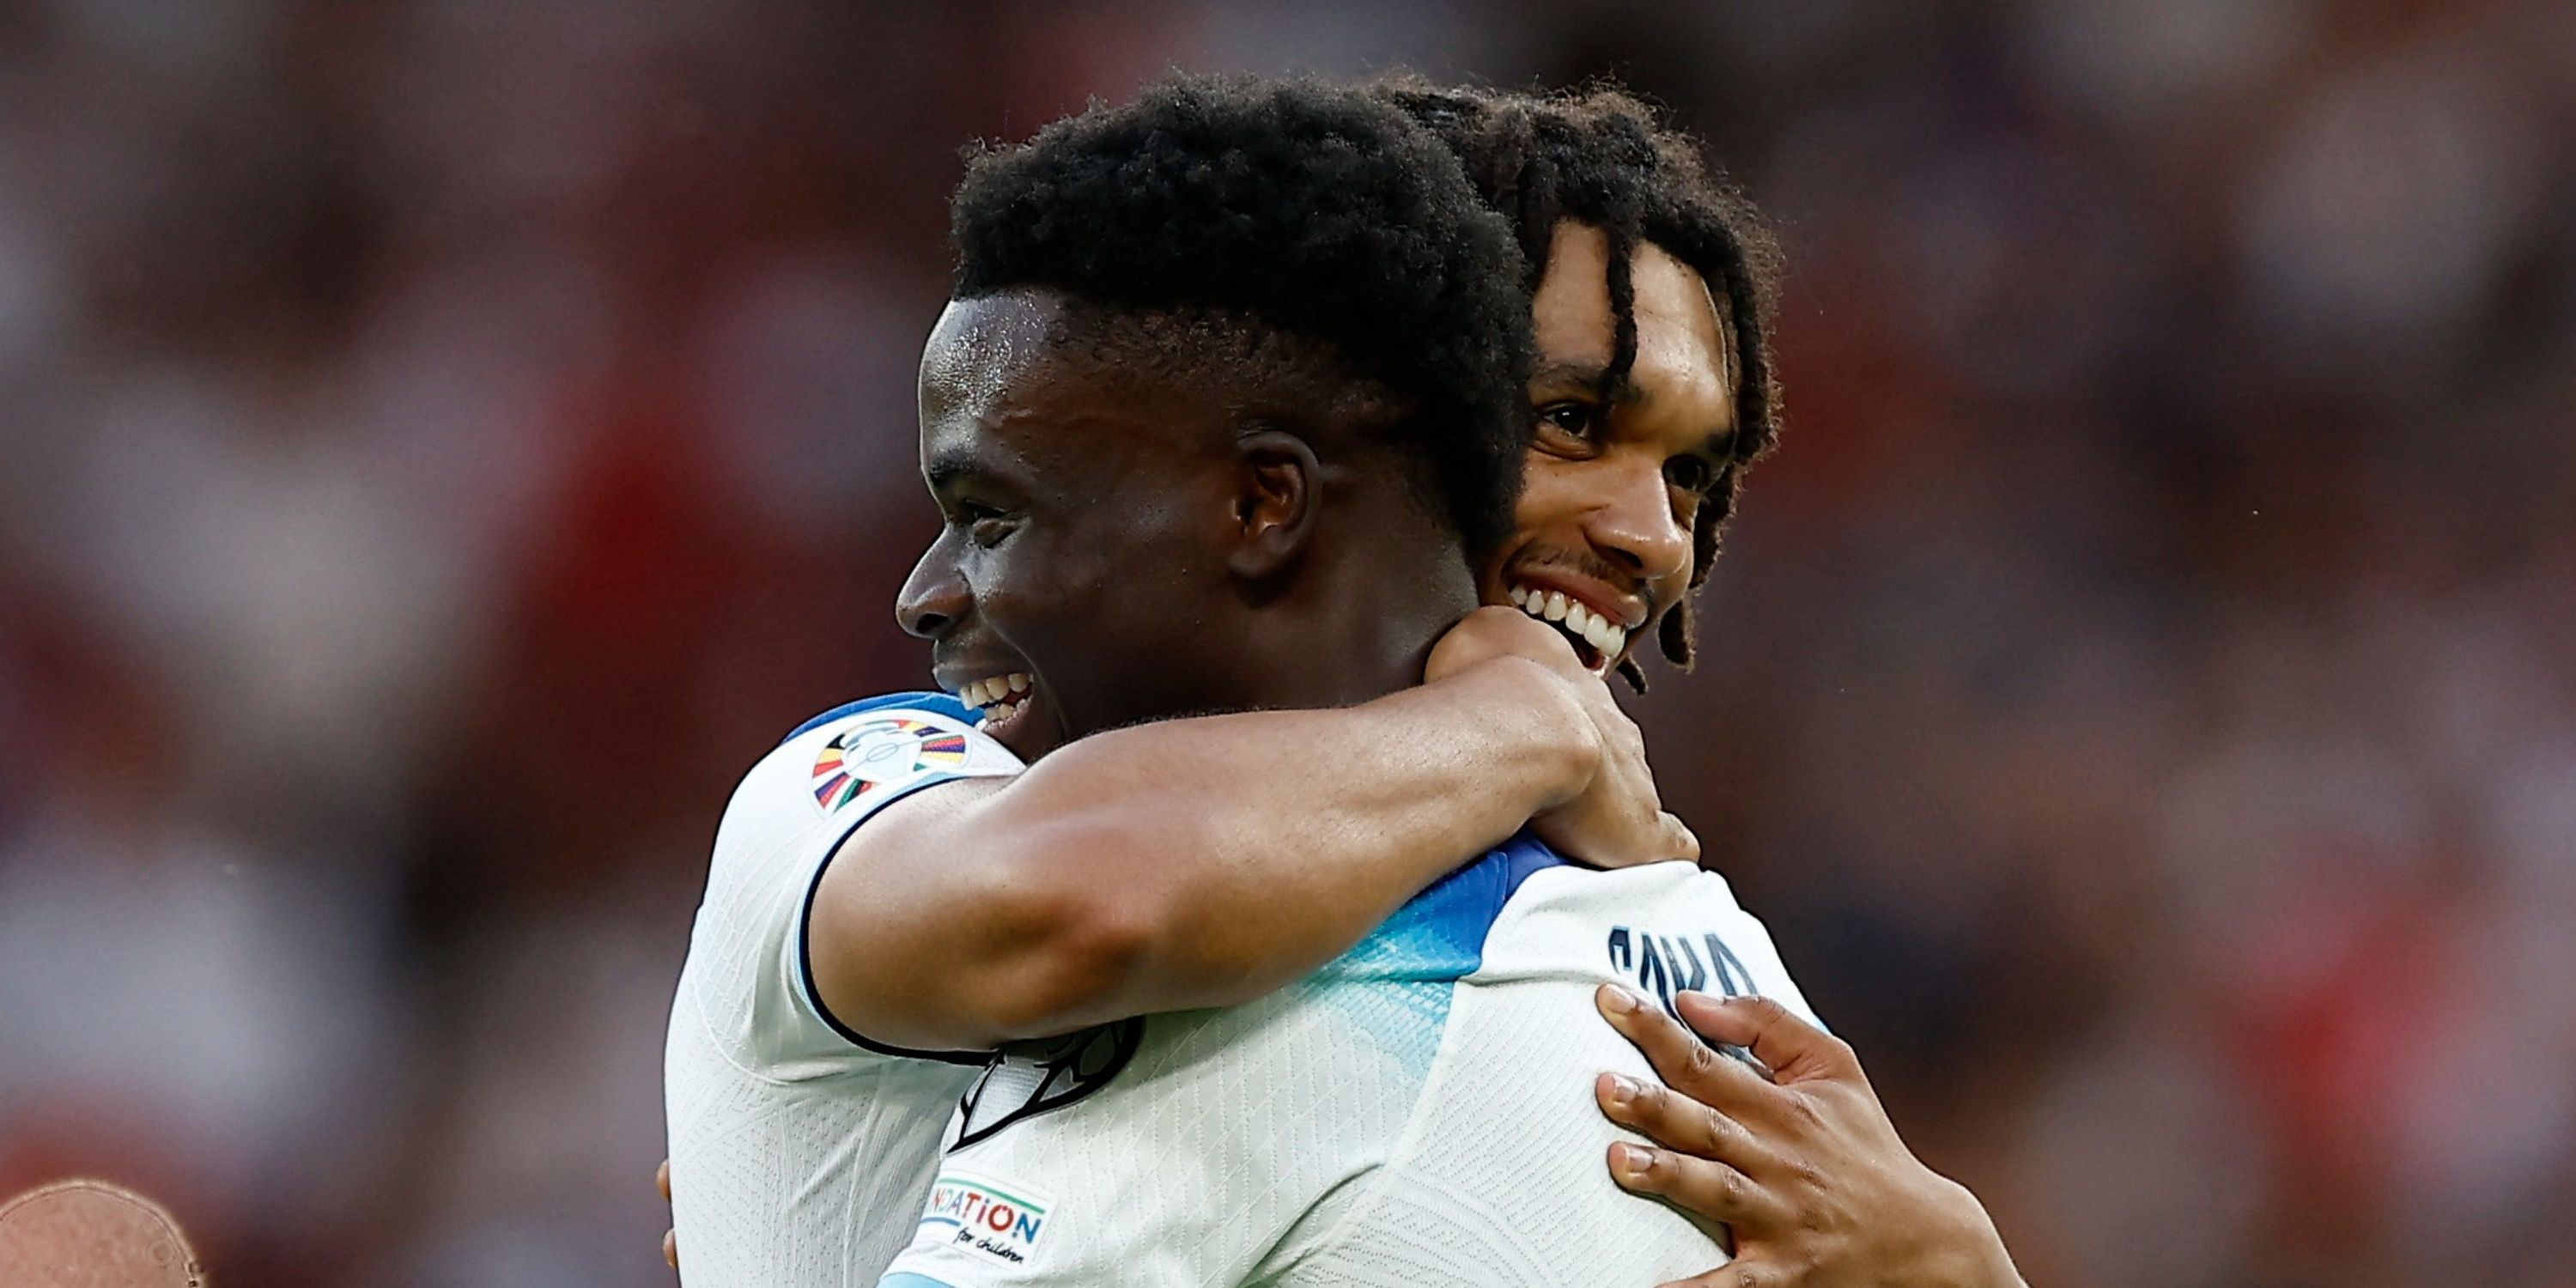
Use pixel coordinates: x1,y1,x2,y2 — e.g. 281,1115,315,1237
665,693,1022,1287
874,837,1823,1288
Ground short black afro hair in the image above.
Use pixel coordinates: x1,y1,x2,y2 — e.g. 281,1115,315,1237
1376,77,1788,691
949,74,1534,559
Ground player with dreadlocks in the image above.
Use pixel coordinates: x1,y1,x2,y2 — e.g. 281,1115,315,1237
870,81,2023,1288
1376,81,2027,1287
1378,77,1786,696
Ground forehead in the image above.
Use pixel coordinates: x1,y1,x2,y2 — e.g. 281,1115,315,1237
1529,222,1736,433
916,290,1222,485
918,290,1060,461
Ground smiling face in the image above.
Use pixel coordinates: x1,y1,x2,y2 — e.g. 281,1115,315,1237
1481,222,1739,677
896,289,1480,762
898,290,1242,762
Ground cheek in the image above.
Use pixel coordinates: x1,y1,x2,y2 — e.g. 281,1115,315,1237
971,516,1202,665
1511,457,1589,532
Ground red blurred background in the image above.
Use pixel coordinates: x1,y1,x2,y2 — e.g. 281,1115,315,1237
0,3,2570,1285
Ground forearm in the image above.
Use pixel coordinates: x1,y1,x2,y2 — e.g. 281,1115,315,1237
814,655,1595,1049
988,654,1596,1024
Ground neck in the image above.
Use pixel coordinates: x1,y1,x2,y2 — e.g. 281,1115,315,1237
1223,502,1482,713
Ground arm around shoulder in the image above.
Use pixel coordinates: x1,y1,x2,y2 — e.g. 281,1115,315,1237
807,655,1605,1051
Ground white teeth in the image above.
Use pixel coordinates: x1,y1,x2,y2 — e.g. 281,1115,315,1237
961,673,1033,714
1504,581,1634,666
1587,617,1624,656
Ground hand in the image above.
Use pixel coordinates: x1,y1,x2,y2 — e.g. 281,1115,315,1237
1424,607,1697,870
658,1158,677,1271
1593,986,2026,1288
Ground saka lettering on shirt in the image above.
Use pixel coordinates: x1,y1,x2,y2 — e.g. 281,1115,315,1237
1606,924,1756,1015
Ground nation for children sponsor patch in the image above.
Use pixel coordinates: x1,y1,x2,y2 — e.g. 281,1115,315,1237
918,1170,1055,1267
811,716,970,813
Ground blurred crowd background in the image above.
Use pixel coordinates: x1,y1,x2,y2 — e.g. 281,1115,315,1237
1,1,2571,1285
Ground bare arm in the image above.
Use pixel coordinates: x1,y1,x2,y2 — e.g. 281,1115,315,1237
810,625,1669,1051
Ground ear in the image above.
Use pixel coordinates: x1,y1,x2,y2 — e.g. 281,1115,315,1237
1227,428,1321,582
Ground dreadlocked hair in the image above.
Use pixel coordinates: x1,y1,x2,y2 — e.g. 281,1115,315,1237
1375,77,1787,690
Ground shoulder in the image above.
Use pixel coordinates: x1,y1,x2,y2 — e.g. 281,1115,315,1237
1325,832,1566,987
781,690,981,743
1479,860,1830,1031
729,691,1021,832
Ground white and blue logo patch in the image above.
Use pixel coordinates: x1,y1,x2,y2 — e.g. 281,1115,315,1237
918,1170,1056,1267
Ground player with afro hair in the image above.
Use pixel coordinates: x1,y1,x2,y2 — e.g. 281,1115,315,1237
947,73,1535,560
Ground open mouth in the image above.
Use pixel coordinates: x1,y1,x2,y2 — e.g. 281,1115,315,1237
957,671,1036,737
1505,583,1628,675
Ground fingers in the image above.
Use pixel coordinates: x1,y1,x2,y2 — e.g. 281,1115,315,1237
1597,984,1774,1112
1608,1140,1786,1233
1656,1260,1783,1288
658,1159,677,1270
1582,811,1698,870
1659,811,1701,866
1597,1071,1765,1170
1674,992,1861,1086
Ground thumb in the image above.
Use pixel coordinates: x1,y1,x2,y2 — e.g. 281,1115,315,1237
1674,992,1857,1085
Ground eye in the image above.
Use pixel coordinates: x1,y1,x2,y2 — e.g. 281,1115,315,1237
954,501,1018,550
1664,456,1720,497
1534,400,1604,451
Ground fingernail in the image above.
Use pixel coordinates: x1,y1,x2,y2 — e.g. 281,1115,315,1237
1604,1073,1642,1108
1600,984,1643,1014
1611,1142,1653,1181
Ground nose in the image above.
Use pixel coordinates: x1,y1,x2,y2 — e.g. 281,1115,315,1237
1584,456,1692,585
896,540,971,641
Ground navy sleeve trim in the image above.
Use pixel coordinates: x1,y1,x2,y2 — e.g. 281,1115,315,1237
795,772,993,1067
782,691,980,745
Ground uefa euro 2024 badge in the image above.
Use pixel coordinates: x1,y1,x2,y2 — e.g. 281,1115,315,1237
811,716,969,813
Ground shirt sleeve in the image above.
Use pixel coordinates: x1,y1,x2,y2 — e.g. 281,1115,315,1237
678,699,1024,1078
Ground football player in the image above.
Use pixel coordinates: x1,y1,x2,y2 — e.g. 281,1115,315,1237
664,75,1684,1286
1384,82,2025,1287
667,73,2022,1288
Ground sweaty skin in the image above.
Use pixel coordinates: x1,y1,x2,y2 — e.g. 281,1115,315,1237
665,225,2024,1285
1479,223,1737,672
805,289,1693,1054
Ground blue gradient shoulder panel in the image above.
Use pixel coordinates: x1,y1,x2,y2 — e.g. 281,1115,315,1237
1320,831,1564,984
1303,831,1564,1073
782,690,980,744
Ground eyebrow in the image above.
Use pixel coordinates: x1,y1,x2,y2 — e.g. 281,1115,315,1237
1532,357,1616,391
923,447,983,491
1534,356,1740,457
